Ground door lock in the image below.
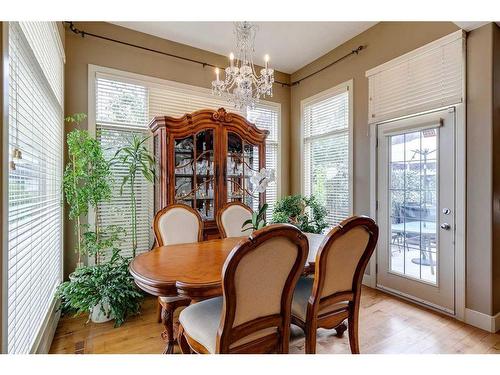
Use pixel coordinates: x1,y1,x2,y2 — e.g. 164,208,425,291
442,208,451,215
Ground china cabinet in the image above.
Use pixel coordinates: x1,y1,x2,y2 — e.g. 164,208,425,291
149,108,268,239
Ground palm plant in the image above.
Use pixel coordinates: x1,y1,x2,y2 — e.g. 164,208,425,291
114,135,155,257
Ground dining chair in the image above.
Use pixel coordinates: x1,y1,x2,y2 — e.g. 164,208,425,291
291,216,378,354
216,202,253,238
153,203,203,354
177,224,309,354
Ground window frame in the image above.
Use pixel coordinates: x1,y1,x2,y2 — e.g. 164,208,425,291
300,79,354,225
88,64,281,238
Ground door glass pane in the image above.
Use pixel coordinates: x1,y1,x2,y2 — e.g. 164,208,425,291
226,132,259,211
389,128,438,284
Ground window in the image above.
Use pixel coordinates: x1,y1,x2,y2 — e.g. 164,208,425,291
247,104,280,220
91,66,280,251
366,30,464,124
302,81,352,228
6,22,64,353
95,75,152,260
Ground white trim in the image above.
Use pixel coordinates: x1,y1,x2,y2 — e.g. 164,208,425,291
299,79,354,219
370,104,467,321
1,21,10,354
377,284,455,316
88,64,283,199
30,297,60,353
454,103,466,321
366,121,378,288
464,308,500,333
365,30,465,77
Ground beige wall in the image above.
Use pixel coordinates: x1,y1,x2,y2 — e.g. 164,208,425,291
63,22,291,277
288,21,500,316
289,22,459,204
53,20,500,316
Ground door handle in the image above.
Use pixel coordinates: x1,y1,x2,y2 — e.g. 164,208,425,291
440,223,451,230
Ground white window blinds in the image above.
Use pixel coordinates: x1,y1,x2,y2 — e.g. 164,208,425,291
366,30,465,124
303,83,351,228
95,75,153,260
7,21,64,354
149,85,244,118
247,104,280,220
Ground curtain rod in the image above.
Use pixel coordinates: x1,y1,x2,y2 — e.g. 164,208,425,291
65,22,365,88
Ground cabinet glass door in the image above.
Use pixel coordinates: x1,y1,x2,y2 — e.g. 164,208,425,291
173,129,216,220
226,132,260,211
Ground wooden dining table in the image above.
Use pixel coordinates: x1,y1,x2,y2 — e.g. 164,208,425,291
129,232,326,354
129,232,325,301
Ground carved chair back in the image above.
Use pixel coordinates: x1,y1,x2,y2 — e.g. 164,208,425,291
310,216,378,315
216,224,308,353
217,202,253,238
153,204,203,246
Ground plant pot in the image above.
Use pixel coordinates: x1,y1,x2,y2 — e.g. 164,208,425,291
90,300,114,323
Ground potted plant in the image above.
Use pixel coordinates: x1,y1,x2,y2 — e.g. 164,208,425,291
114,134,155,257
60,114,143,325
56,249,142,327
271,194,328,234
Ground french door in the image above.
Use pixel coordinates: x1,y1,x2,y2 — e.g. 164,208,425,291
376,108,455,314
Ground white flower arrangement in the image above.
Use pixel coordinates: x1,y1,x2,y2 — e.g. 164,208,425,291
250,168,276,194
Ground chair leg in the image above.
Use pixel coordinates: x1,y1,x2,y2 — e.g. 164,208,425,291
156,299,162,323
348,307,360,354
334,321,347,337
177,324,192,354
304,323,317,354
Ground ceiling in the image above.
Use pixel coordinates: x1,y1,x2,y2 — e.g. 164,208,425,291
111,22,378,74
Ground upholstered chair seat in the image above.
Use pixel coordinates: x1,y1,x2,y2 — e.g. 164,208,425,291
291,277,349,321
217,202,253,238
178,224,309,354
178,296,277,354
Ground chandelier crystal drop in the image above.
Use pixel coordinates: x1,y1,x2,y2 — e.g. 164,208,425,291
212,22,274,109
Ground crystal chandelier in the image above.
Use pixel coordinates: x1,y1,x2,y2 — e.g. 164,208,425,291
212,22,274,109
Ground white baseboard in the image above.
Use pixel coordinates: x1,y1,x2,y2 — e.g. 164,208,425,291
31,297,60,353
464,308,500,333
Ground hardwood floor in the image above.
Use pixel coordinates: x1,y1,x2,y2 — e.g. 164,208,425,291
49,286,500,354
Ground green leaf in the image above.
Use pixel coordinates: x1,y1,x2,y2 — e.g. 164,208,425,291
242,219,253,227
